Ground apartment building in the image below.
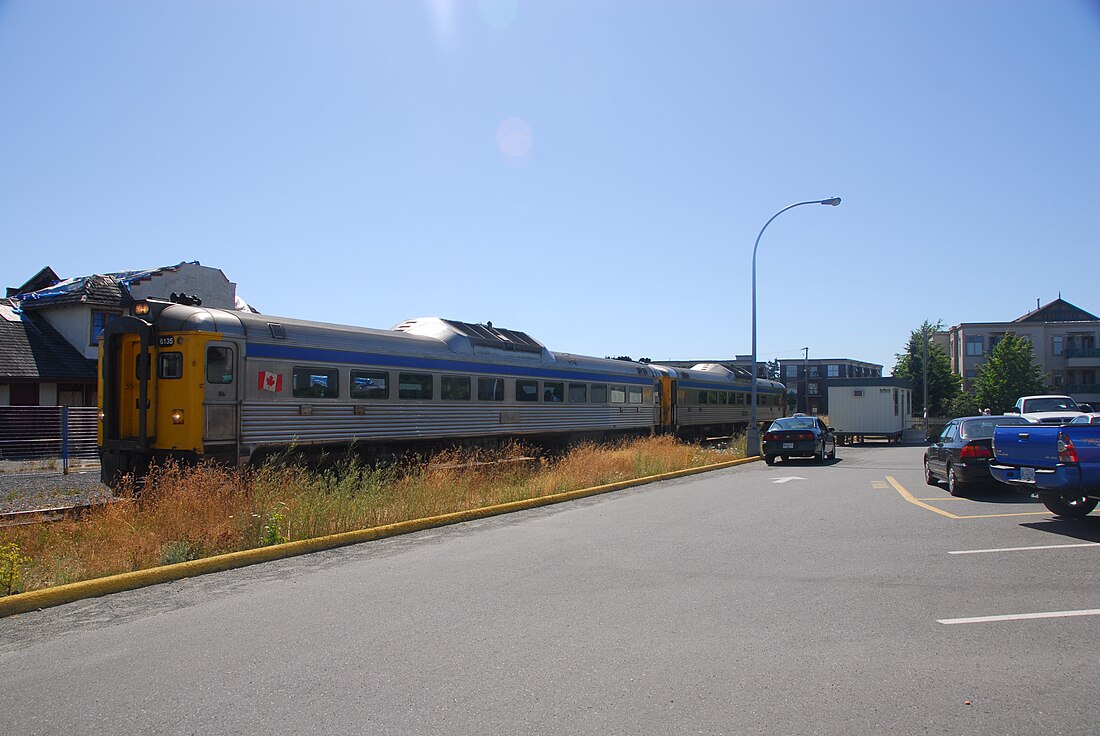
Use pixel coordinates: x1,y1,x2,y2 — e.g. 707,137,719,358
945,297,1099,406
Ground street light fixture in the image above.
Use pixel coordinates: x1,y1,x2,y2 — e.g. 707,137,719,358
747,197,841,457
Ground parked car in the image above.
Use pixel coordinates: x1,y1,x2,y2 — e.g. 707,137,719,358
762,415,836,465
1069,413,1100,425
924,414,1033,495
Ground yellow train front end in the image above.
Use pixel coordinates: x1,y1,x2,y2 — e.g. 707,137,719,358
98,299,238,486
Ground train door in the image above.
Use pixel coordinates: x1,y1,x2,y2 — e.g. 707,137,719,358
118,333,156,443
661,376,676,434
203,341,239,447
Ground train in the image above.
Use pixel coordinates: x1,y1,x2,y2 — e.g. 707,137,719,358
97,297,787,485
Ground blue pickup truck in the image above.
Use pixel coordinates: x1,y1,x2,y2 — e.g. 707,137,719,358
990,423,1100,518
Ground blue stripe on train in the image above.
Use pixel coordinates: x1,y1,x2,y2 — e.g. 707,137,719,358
247,343,657,385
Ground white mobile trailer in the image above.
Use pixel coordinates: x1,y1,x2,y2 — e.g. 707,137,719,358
826,378,913,445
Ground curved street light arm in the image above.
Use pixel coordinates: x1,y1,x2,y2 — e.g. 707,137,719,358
748,197,841,456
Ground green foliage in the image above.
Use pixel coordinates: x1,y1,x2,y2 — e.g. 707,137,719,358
972,333,1048,413
260,504,289,547
1,542,32,596
160,540,203,566
948,391,981,418
893,320,960,416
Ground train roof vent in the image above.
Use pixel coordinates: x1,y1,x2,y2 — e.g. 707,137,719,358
692,363,737,378
393,317,547,356
441,319,545,354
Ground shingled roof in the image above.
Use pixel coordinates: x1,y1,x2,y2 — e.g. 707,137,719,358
14,274,130,312
0,299,97,381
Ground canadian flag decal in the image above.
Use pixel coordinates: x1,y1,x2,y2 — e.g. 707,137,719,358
258,371,283,393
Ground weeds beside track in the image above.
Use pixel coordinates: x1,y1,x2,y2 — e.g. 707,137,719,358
0,436,745,596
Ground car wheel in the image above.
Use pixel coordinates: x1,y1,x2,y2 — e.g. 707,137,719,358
815,443,825,464
827,442,836,461
1040,495,1099,519
947,465,965,496
923,458,938,486
764,454,776,466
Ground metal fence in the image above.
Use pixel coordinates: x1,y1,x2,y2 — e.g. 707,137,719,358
0,406,99,472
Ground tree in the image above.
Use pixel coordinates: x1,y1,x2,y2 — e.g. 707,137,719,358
947,391,980,418
765,358,781,381
892,320,960,417
972,333,1048,413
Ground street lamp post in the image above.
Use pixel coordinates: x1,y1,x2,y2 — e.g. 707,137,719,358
747,197,841,457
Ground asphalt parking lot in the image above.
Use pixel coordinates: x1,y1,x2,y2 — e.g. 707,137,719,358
2,443,1098,736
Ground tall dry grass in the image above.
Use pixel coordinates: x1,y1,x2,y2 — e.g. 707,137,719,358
0,435,743,594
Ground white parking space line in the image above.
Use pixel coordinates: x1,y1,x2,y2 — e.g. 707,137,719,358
939,609,1100,625
949,543,1100,555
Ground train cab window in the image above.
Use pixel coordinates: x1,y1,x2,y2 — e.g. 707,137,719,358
441,376,471,401
568,383,587,403
516,379,539,402
543,381,564,402
158,352,183,380
293,367,339,398
478,377,505,401
398,373,433,400
206,347,234,384
591,384,608,403
628,387,643,404
610,385,626,404
351,370,389,399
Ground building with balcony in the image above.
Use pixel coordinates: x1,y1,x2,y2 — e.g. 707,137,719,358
945,297,1100,406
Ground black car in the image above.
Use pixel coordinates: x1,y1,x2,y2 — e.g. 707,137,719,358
923,414,1033,495
762,415,836,465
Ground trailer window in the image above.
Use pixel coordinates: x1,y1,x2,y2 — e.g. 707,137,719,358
568,383,587,403
293,367,339,398
158,352,183,380
591,384,608,403
478,377,504,401
628,387,643,404
610,385,626,404
207,347,234,385
441,376,471,401
398,373,433,400
351,370,389,399
516,379,539,402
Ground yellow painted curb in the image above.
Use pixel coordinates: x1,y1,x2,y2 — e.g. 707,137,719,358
0,456,760,617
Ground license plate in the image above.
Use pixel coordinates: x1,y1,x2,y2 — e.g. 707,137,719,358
782,443,794,449
1020,467,1036,482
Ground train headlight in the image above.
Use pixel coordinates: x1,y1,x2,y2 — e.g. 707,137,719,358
171,409,185,425
98,410,105,422
134,302,151,316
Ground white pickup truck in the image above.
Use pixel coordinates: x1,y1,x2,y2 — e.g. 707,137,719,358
1005,394,1090,424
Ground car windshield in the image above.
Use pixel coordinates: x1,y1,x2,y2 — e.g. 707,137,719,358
770,417,816,431
960,416,1031,439
1023,397,1079,413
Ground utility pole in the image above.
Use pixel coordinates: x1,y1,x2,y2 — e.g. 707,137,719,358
802,346,809,414
922,324,929,434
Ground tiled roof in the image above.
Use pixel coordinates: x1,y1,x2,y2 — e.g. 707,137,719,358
15,274,129,311
0,300,96,381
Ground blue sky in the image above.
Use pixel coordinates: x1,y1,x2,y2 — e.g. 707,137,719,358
2,1,1099,373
